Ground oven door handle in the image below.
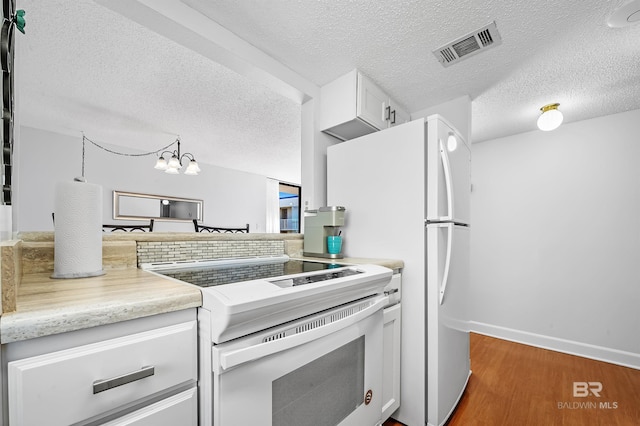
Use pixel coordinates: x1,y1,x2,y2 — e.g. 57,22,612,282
217,295,388,371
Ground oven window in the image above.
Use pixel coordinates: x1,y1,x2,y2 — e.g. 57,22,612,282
272,336,365,426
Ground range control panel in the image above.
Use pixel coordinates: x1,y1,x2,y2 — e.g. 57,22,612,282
271,268,362,288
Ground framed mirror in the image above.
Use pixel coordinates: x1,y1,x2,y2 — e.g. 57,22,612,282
113,191,203,222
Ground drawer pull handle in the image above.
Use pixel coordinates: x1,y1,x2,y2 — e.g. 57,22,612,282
93,365,155,394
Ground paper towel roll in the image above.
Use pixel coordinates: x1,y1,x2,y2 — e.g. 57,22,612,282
52,179,105,279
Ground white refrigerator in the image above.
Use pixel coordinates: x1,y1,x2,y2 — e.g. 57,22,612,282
327,115,471,426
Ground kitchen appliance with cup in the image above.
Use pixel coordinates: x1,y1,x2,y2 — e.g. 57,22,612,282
303,206,345,258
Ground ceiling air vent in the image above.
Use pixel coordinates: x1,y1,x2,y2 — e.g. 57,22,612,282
433,21,502,67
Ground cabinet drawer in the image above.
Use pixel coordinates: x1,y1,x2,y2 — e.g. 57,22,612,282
103,387,197,426
8,320,197,426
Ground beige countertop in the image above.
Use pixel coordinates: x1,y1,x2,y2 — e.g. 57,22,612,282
0,234,402,344
0,268,202,344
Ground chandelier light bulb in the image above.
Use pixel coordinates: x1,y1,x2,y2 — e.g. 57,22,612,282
168,155,181,169
154,156,168,170
185,160,200,175
537,103,563,131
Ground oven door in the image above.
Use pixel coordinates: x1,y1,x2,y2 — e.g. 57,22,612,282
211,295,387,426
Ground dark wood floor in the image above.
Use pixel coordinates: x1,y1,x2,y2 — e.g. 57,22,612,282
383,333,640,426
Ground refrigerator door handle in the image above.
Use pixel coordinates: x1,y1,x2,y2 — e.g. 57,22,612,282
439,140,454,221
439,223,453,305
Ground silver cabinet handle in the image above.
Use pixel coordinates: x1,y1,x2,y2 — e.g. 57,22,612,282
93,365,155,394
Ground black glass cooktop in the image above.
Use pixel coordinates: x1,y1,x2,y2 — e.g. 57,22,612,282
154,259,349,288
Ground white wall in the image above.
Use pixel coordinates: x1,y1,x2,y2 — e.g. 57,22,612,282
17,126,269,233
411,95,472,143
301,98,341,212
470,108,640,368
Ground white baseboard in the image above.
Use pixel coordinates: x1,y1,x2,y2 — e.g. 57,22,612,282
469,321,640,370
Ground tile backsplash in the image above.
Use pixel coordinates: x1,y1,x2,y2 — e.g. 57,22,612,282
136,240,285,265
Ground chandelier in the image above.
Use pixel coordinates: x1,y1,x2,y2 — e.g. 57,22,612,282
154,138,201,175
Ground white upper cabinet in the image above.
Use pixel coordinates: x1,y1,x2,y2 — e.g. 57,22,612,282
357,74,389,131
320,69,410,141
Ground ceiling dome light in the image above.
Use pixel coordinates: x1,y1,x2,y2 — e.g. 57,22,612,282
537,103,563,131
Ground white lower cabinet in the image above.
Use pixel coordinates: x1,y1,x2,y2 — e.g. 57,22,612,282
102,387,197,426
5,310,197,426
382,302,401,421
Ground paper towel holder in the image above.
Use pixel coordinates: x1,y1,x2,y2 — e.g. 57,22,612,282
52,179,105,279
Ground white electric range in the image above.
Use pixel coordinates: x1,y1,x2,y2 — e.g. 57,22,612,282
142,255,393,426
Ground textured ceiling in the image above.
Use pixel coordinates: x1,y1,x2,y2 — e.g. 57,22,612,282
17,0,301,183
184,0,640,142
16,0,640,184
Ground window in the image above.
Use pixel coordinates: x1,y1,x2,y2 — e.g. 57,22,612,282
279,183,301,233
